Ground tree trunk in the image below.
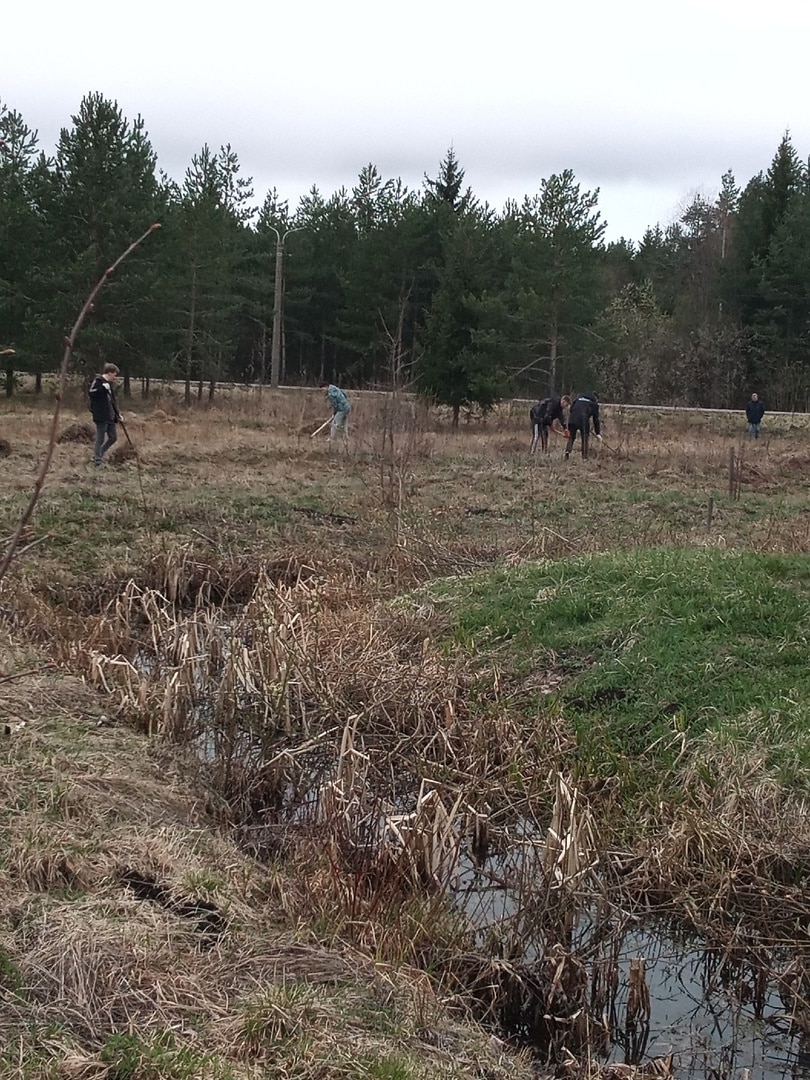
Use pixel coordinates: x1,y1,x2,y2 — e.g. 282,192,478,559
258,323,267,386
4,360,14,398
270,239,284,388
548,323,559,395
452,403,460,430
185,266,197,407
391,280,411,389
281,323,287,386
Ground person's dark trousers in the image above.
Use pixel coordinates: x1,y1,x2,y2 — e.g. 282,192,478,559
94,421,117,464
564,424,589,459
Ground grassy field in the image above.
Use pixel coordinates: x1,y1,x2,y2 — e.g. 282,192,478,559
3,385,810,1078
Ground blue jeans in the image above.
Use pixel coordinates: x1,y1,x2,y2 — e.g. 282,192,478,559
747,422,761,440
94,421,118,462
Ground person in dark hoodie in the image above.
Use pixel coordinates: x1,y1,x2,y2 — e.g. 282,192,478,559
745,392,765,439
88,363,122,466
564,392,601,460
530,394,570,454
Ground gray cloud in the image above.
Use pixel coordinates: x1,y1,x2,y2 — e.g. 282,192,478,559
5,0,808,246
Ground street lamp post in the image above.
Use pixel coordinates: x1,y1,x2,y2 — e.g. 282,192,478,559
269,226,303,389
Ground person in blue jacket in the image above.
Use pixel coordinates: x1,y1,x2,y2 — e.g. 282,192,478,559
321,383,351,441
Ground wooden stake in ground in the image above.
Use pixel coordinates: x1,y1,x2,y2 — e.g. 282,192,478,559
729,446,742,500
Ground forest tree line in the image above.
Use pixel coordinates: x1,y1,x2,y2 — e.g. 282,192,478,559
2,93,810,416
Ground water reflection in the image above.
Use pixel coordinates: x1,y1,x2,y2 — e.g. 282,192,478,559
456,851,809,1080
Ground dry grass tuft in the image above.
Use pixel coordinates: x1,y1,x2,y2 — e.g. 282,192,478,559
14,898,226,1039
0,658,534,1078
107,441,138,465
57,422,95,444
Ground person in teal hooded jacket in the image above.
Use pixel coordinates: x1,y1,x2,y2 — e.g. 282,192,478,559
322,383,351,440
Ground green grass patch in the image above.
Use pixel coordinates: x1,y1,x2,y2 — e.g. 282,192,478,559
99,1031,233,1080
0,946,25,996
229,493,290,526
428,548,810,782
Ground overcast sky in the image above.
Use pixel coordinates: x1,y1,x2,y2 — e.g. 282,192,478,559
6,0,809,244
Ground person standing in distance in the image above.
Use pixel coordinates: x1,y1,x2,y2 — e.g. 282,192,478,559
745,393,765,439
321,383,351,441
564,392,601,460
88,363,122,466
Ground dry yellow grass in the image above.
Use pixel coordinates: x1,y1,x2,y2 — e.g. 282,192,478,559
3,388,810,1076
0,633,536,1079
2,383,807,581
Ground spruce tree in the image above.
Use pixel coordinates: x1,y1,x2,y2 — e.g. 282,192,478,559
46,93,167,385
416,211,508,428
509,170,606,394
167,143,255,401
0,103,43,391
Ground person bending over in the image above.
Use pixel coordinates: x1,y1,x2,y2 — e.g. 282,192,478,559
564,392,601,460
530,394,570,454
321,383,351,441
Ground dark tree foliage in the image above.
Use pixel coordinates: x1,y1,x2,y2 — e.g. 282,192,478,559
722,134,809,400
415,201,512,427
336,168,428,387
4,95,810,411
506,171,607,396
0,105,44,392
47,93,167,385
166,143,255,402
415,153,511,424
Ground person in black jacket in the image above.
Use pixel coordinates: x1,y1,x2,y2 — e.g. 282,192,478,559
564,392,601,460
530,394,570,454
88,363,122,466
745,393,765,439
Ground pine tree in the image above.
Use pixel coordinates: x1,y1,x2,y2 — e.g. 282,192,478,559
335,167,428,386
167,144,255,401
0,103,42,392
725,133,804,326
416,212,508,428
46,93,167,384
423,147,474,213
757,192,810,394
509,170,606,394
592,281,677,403
281,186,356,384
